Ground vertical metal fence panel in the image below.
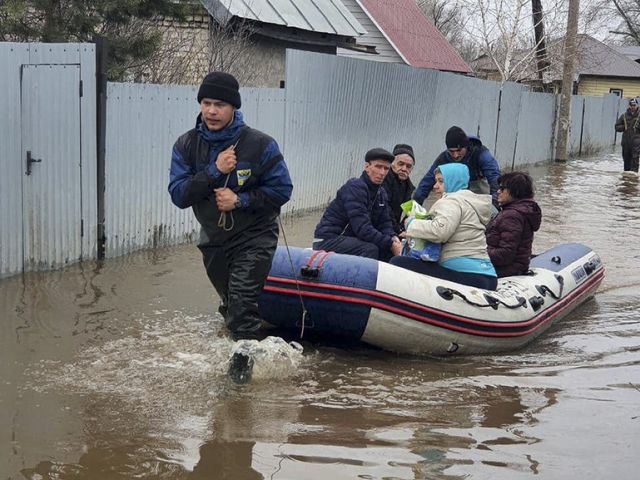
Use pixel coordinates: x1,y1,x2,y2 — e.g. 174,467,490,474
284,50,447,213
105,83,198,257
472,79,502,151
494,82,526,170
582,96,605,154
607,95,620,146
79,45,98,262
513,92,557,167
569,95,585,155
574,94,617,155
430,73,501,157
0,44,29,278
584,94,618,151
240,87,286,146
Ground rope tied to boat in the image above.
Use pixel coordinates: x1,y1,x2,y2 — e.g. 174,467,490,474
278,216,309,339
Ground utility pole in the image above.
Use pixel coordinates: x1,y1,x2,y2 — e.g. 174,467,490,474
555,0,580,162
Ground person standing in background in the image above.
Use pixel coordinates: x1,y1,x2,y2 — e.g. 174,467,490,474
615,97,640,173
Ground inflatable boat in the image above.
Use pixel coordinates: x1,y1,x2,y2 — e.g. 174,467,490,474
258,243,604,355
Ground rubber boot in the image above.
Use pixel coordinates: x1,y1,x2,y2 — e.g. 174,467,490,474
228,351,254,384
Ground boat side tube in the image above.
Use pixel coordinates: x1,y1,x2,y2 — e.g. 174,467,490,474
260,247,379,339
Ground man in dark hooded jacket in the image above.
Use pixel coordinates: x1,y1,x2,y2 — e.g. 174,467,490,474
414,126,500,206
382,144,416,236
614,97,640,173
486,171,541,277
313,148,402,261
168,72,293,340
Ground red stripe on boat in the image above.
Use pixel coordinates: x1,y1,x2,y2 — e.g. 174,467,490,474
263,269,604,338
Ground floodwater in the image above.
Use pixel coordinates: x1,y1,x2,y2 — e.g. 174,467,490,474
1,152,639,479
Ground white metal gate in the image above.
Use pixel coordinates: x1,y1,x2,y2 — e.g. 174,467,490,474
20,64,83,270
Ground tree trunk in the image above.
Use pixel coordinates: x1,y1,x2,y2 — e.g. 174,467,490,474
555,0,580,162
531,0,550,87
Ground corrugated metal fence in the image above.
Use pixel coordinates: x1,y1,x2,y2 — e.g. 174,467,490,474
0,44,621,276
0,42,97,278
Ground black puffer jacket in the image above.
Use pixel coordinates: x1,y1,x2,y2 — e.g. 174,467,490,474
314,172,395,251
486,198,542,277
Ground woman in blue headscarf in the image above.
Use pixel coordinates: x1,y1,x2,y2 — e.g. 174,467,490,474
390,163,497,290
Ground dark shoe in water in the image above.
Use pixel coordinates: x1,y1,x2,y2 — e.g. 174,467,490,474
227,350,254,384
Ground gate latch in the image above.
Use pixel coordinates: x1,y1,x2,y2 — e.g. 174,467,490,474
26,150,42,176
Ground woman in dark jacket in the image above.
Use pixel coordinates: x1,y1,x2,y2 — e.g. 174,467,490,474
486,172,542,277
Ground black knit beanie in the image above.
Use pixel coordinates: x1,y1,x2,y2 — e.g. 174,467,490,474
392,144,415,161
365,148,394,163
445,126,469,149
197,72,241,108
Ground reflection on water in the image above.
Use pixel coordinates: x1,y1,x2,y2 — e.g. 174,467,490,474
2,151,640,479
617,173,639,199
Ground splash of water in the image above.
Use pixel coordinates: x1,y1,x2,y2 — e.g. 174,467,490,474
228,336,304,383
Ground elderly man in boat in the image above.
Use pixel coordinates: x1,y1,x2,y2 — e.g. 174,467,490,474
382,144,416,237
312,148,403,261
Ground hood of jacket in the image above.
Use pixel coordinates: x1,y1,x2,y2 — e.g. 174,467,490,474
468,135,483,148
195,109,246,146
502,198,542,231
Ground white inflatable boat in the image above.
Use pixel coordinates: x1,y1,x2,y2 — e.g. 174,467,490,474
259,243,604,355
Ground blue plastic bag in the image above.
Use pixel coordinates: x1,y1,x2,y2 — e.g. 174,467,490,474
406,237,441,262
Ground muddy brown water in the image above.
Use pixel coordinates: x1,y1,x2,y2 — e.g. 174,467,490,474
1,153,639,479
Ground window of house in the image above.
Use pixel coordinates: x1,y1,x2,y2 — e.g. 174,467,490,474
610,88,623,96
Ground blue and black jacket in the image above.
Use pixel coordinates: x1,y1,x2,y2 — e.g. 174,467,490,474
314,172,395,252
413,136,500,204
168,111,292,247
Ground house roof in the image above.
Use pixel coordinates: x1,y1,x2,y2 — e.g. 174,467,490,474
357,0,471,73
200,0,365,37
615,45,640,63
473,35,640,82
577,35,640,78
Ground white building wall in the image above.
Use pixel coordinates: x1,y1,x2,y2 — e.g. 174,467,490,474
337,0,404,64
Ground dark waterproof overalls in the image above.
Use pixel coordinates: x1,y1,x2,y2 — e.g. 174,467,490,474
615,108,640,172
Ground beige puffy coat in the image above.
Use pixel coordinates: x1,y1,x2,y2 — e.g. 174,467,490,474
406,190,492,262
